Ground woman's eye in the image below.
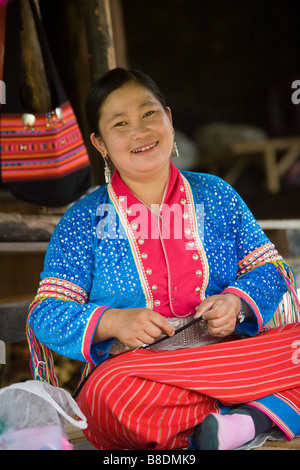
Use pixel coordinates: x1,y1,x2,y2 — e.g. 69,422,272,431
114,121,126,127
144,110,155,118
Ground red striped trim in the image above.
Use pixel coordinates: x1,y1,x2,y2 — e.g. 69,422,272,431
35,277,88,304
238,242,282,276
2,154,89,182
222,285,263,330
81,306,110,364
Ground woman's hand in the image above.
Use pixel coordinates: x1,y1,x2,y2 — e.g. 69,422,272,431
194,294,241,337
93,307,175,348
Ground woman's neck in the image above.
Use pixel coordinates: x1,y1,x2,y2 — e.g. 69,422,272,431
119,165,170,210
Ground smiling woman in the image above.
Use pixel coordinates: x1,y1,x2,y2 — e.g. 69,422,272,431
88,72,174,201
27,67,300,451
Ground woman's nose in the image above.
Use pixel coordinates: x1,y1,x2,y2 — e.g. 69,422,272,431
130,120,149,140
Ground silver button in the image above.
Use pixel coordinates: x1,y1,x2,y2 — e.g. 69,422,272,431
22,113,36,128
180,198,186,205
119,196,126,202
55,107,64,120
126,208,132,214
185,228,191,235
146,268,152,275
141,253,148,259
182,212,188,219
131,223,138,230
138,238,145,245
195,287,201,293
180,186,184,192
196,270,202,277
192,254,199,260
154,300,161,306
188,240,195,247
151,285,158,291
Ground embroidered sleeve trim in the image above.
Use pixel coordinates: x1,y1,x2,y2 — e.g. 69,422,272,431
35,277,88,304
237,242,283,277
222,286,263,331
82,306,110,364
108,184,154,309
182,175,209,302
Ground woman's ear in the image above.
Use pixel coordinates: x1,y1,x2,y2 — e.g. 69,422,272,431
166,106,173,125
90,133,107,156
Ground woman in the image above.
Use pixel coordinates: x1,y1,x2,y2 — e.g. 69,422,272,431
27,68,300,450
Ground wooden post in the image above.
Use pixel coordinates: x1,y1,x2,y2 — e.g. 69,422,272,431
110,0,129,69
0,3,6,82
79,0,117,185
80,0,116,84
263,145,280,194
19,0,52,112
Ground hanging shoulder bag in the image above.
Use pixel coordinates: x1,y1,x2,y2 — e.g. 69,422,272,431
0,0,91,207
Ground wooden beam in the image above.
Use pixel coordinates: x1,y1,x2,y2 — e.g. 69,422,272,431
80,0,116,84
0,242,48,253
19,0,52,112
0,299,31,342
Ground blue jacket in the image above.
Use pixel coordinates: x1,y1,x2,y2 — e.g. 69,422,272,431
27,163,293,378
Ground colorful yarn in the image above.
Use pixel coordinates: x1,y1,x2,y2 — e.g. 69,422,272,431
26,300,58,386
237,244,299,326
273,261,300,326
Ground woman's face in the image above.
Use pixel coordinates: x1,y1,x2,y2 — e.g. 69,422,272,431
91,81,174,182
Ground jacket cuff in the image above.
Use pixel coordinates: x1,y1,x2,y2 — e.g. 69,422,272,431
82,306,110,364
222,286,263,335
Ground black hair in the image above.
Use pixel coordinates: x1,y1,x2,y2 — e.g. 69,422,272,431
85,67,168,136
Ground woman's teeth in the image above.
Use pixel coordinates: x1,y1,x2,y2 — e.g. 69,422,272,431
132,142,157,153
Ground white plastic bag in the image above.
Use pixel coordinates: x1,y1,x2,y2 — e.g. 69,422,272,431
0,426,72,450
0,380,87,450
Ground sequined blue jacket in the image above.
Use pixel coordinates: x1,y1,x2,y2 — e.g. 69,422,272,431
28,163,289,367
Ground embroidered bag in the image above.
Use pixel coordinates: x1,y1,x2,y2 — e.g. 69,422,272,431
0,0,91,207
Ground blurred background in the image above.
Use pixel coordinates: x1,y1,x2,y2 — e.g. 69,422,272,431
2,0,300,209
1,0,300,389
37,0,300,215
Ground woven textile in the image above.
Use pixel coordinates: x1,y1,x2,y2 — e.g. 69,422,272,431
0,0,91,206
0,101,90,183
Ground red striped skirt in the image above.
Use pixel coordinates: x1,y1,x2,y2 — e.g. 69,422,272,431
78,323,300,449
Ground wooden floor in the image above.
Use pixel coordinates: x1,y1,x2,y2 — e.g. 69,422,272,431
65,423,300,450
257,438,300,450
66,423,88,446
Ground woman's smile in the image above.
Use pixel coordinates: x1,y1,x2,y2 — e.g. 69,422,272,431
131,141,158,154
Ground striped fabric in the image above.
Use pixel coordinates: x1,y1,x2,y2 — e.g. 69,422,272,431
78,322,300,450
35,277,88,304
0,101,90,182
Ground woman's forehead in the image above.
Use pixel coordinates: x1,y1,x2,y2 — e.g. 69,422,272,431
100,82,160,117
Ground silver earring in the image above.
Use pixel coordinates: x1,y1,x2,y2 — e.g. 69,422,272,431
172,140,180,158
103,157,112,184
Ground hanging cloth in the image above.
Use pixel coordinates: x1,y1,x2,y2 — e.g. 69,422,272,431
0,0,91,207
